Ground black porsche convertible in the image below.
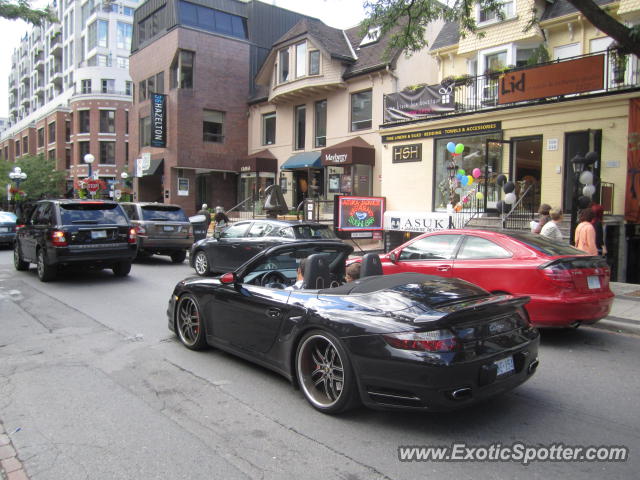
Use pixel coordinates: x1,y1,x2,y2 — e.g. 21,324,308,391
167,241,540,414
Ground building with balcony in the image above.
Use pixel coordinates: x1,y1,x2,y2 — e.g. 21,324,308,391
374,0,639,281
0,0,138,193
247,17,443,215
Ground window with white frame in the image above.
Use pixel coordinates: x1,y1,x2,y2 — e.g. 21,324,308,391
478,0,515,24
296,42,307,78
350,90,372,131
262,112,276,145
279,49,289,83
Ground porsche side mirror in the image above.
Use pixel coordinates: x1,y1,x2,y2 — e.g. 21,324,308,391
389,251,399,263
220,272,236,284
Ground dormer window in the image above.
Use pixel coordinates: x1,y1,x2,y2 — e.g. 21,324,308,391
359,26,380,47
309,50,320,75
478,1,515,25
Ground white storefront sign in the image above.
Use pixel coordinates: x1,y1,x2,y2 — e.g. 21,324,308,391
384,210,451,233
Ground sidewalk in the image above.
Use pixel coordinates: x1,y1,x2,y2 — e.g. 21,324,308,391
595,282,640,335
0,422,28,480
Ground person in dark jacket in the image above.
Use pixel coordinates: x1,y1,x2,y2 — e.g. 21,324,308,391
591,203,606,256
196,204,211,232
533,203,551,234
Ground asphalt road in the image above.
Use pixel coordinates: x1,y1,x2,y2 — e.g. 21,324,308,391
0,248,638,480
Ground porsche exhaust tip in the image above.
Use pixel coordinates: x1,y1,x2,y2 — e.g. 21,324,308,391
450,387,473,401
528,359,539,374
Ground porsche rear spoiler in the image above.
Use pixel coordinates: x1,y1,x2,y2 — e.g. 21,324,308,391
413,295,531,326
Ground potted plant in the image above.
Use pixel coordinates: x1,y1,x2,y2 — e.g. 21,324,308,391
608,44,628,83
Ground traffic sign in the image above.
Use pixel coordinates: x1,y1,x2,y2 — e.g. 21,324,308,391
85,179,101,193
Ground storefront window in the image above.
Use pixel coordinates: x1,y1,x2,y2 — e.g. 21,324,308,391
433,133,502,211
238,172,275,213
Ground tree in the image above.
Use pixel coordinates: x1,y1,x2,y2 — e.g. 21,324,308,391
1,154,66,202
0,0,57,25
362,0,640,58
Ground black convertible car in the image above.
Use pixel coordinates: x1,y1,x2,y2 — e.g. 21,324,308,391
168,241,540,414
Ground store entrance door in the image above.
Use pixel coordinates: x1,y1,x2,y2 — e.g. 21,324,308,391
512,136,543,210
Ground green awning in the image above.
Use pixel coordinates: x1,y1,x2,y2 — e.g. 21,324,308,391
281,151,322,170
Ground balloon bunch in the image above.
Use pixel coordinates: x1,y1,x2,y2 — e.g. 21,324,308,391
578,170,596,208
495,174,516,213
446,142,465,156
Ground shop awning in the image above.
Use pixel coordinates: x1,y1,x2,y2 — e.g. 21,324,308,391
321,137,375,166
281,151,322,170
242,149,278,173
141,158,164,176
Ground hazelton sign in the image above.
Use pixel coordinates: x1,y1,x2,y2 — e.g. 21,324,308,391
150,93,167,148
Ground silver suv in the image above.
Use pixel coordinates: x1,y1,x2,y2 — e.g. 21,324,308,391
120,202,192,263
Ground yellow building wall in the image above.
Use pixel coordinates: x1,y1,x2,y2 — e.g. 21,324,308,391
618,0,640,14
458,0,542,54
378,95,632,216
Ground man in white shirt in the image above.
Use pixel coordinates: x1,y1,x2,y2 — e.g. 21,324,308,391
540,208,563,242
286,259,307,290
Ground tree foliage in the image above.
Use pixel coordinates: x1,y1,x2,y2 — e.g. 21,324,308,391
1,154,66,201
0,0,57,26
362,0,640,58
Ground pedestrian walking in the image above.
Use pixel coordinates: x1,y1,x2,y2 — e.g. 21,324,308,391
196,203,211,233
531,203,551,233
540,208,563,242
574,208,598,255
213,206,230,238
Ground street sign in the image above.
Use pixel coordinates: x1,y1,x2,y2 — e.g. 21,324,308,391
85,179,101,193
141,152,151,170
114,189,122,200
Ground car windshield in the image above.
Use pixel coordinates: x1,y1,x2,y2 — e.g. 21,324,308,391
0,212,17,222
506,231,587,256
290,225,336,239
60,203,129,226
141,206,188,222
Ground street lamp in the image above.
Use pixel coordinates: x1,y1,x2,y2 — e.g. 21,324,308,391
569,152,598,244
446,159,457,228
119,171,128,201
84,153,95,179
8,166,27,215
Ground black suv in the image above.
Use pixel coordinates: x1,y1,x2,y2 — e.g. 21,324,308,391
14,199,137,282
120,202,192,263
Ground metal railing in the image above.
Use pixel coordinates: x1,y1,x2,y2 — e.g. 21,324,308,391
383,50,639,125
501,183,536,230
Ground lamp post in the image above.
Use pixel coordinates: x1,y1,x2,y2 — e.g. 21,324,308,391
84,153,95,179
8,166,27,216
446,159,457,229
119,171,128,201
569,152,598,245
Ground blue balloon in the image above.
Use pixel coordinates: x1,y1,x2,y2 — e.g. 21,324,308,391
461,176,469,186
456,173,463,181
447,142,456,153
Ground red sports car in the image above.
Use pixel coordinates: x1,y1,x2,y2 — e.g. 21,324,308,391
367,229,614,328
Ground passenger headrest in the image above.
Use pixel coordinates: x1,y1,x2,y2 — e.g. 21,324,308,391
360,253,383,278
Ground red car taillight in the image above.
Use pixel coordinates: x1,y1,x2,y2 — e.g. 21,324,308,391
135,225,146,235
51,230,67,247
539,266,576,286
128,227,137,244
382,330,459,352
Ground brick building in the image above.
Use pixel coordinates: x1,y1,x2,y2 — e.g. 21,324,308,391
128,0,310,214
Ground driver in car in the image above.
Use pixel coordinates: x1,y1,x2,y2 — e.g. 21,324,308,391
286,259,307,290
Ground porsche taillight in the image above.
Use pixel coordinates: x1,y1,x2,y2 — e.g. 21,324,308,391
51,230,67,247
128,227,137,244
382,330,460,352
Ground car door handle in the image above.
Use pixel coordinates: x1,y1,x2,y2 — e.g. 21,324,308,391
256,244,265,249
436,265,451,272
266,307,281,318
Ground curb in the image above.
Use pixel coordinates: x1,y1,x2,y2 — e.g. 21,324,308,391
0,423,28,480
588,317,640,336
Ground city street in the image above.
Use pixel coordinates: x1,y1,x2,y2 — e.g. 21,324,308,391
0,248,639,479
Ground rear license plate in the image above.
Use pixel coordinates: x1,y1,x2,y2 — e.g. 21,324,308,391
91,230,107,239
587,276,601,289
163,225,175,232
495,356,515,376
0,227,8,232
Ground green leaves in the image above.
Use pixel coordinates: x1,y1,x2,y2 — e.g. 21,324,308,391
0,0,58,26
1,154,66,201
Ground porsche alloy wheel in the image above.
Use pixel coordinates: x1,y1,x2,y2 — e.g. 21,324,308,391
296,331,358,414
193,251,209,276
176,294,207,350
